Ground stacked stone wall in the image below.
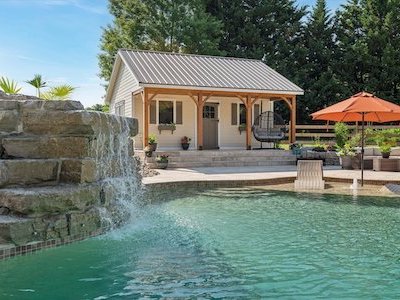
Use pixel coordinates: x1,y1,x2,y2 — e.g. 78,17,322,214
0,96,138,258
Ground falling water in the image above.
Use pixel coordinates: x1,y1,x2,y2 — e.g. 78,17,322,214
91,112,143,229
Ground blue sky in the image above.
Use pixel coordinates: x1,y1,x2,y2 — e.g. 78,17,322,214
0,0,345,107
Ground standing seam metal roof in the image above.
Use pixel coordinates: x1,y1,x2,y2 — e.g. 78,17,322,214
119,49,303,94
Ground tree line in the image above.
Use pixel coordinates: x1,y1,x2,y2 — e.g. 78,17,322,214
99,0,400,123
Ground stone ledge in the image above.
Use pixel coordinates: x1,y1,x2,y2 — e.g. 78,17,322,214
0,159,59,187
0,184,101,216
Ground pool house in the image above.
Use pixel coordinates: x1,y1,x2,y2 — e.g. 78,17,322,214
106,49,304,150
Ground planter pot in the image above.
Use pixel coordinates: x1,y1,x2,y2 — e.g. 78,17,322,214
382,152,390,159
156,161,168,169
149,143,157,152
181,143,190,150
340,155,353,170
145,151,153,158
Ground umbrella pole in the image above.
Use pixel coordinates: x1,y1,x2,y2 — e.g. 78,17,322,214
361,113,365,187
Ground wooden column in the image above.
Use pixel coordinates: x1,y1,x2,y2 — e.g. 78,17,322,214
245,95,252,150
143,89,150,148
290,96,297,144
197,93,204,150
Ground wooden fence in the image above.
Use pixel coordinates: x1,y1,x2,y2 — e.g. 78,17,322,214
293,124,400,142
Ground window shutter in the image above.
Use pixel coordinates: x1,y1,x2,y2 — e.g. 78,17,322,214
176,101,183,124
254,104,260,123
231,103,237,125
150,100,156,124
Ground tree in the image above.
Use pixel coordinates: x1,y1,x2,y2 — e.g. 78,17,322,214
41,85,76,100
26,74,47,97
296,0,348,122
98,0,223,82
335,0,400,104
86,103,110,112
0,77,22,94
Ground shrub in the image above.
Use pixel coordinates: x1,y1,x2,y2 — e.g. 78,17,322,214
334,122,349,149
148,134,157,144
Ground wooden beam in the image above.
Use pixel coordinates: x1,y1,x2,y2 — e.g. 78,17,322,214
251,96,259,106
197,92,204,150
144,87,297,100
245,95,252,150
289,96,296,144
143,89,150,148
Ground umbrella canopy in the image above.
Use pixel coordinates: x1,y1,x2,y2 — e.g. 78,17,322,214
311,91,400,187
311,92,400,122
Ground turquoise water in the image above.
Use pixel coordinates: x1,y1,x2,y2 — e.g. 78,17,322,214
1,188,400,299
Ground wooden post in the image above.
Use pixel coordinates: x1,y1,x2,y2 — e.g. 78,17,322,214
197,93,204,150
246,95,252,150
290,96,296,144
143,89,149,148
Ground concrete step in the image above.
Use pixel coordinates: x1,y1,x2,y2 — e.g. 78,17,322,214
148,160,296,169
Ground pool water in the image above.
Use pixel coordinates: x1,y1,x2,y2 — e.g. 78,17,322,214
1,188,400,299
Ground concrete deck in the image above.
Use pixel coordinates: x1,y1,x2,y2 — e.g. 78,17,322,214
143,166,400,186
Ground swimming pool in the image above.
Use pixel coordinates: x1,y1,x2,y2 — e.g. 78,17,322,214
1,188,399,299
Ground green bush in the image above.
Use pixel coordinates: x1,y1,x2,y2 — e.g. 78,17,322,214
334,122,349,149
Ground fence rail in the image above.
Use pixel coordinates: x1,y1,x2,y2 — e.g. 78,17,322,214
294,124,399,141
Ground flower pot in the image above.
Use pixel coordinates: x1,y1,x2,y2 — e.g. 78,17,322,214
181,143,190,150
156,161,168,169
149,143,157,152
340,155,353,170
382,152,390,159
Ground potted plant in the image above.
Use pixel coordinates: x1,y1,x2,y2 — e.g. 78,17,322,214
368,129,398,159
181,136,191,150
336,134,360,169
148,134,158,152
158,123,176,134
155,154,169,169
312,136,327,152
144,146,153,157
289,143,302,155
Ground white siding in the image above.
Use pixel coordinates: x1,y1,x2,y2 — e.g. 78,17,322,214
109,63,138,117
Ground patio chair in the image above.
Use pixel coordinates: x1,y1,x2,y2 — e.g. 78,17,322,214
252,111,287,148
294,160,325,190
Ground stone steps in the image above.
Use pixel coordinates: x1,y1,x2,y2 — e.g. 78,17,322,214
144,150,297,169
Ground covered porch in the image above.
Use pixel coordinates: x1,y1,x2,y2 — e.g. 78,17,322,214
137,86,298,150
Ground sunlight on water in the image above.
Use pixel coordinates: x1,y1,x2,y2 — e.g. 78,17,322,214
1,188,400,299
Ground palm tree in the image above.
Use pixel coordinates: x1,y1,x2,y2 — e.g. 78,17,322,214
41,85,76,100
0,77,22,94
26,74,47,97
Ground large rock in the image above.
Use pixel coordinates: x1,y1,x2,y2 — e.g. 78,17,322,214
2,136,92,159
0,159,59,187
20,100,84,111
0,110,20,133
0,184,101,217
0,215,34,245
60,159,98,183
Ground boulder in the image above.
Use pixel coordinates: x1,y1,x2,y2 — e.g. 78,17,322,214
60,159,98,183
0,184,101,217
2,136,92,159
0,159,59,187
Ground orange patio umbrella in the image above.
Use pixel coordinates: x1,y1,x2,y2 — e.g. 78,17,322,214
311,92,400,186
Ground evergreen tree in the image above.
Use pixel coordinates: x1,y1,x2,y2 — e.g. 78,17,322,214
298,0,347,122
99,0,223,82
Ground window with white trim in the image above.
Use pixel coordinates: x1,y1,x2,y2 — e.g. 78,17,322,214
115,101,125,116
149,100,183,124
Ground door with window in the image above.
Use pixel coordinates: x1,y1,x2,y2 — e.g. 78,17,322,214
203,103,219,149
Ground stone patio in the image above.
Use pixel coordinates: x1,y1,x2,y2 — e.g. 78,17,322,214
143,165,400,187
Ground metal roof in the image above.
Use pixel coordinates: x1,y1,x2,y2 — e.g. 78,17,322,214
118,49,303,94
